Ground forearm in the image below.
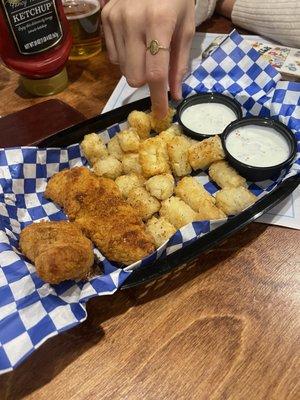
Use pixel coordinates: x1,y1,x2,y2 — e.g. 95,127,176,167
215,0,235,19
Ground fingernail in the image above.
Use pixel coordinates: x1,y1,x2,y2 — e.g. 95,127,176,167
172,84,182,102
176,87,182,101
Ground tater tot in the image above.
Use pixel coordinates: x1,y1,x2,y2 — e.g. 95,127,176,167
139,137,170,177
160,196,198,229
158,124,182,145
188,135,225,171
146,216,177,248
122,153,143,175
118,128,140,152
127,110,151,139
150,107,176,133
115,173,145,198
127,187,161,221
93,156,122,180
107,135,124,161
167,124,183,135
81,133,108,165
197,200,226,220
215,187,257,215
167,135,191,177
175,176,215,212
209,161,246,188
145,173,175,200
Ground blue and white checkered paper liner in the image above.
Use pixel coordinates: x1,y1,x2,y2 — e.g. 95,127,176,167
0,30,299,374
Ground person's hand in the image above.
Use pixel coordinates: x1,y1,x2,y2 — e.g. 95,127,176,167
216,0,236,18
101,0,195,118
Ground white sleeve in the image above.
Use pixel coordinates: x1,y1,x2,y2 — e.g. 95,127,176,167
195,0,218,26
232,0,300,47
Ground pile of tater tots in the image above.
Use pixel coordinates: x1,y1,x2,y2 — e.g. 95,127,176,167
81,108,256,248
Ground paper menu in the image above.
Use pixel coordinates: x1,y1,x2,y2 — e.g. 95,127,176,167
201,35,300,81
102,32,300,230
248,41,300,80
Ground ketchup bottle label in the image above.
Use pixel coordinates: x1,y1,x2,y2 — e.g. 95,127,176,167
1,0,63,55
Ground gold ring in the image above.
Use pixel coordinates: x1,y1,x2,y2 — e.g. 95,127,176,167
147,40,170,55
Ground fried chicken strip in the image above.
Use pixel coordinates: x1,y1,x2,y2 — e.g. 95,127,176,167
19,221,94,284
45,167,155,265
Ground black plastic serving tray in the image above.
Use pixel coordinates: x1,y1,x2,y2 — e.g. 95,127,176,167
38,96,300,289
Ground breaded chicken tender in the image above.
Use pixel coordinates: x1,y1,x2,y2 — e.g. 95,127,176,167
127,187,161,221
115,173,145,198
158,124,182,145
45,167,155,265
197,200,226,220
188,135,225,171
175,176,215,212
93,156,122,180
215,187,257,215
160,196,198,229
118,128,140,152
107,135,124,161
146,216,176,247
139,137,170,177
122,153,143,175
127,110,151,139
19,221,94,284
81,133,108,165
145,173,175,200
150,107,176,133
209,160,246,188
167,135,192,177
45,166,120,218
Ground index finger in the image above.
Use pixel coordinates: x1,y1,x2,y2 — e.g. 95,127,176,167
146,29,172,119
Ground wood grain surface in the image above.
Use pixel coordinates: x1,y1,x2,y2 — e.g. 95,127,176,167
0,15,299,400
0,48,121,119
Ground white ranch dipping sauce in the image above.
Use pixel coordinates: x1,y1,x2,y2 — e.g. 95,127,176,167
226,125,290,167
181,103,237,135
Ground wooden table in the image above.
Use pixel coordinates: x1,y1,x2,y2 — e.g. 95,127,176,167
0,15,299,400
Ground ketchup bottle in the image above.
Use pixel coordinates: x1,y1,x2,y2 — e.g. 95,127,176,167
0,0,73,96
